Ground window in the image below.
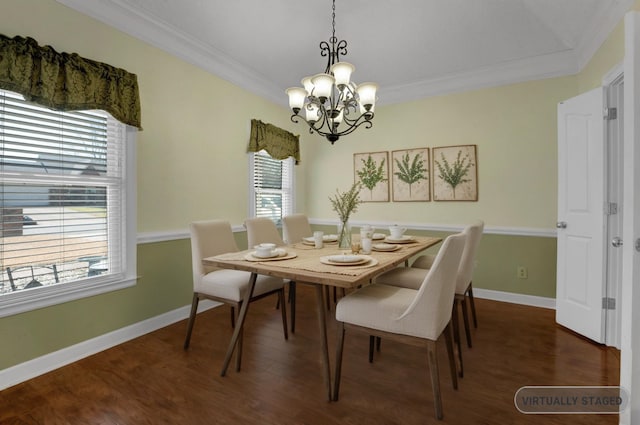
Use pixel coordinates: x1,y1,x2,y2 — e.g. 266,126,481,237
249,150,294,225
0,89,137,317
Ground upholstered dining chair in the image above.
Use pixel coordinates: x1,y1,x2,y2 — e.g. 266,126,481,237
333,232,466,420
244,217,298,333
373,220,485,377
282,213,312,244
282,213,339,313
412,220,484,349
185,219,288,372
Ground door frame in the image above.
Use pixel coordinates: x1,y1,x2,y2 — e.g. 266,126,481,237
602,63,624,349
620,11,640,425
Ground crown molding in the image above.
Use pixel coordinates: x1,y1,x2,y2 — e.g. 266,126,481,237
379,49,579,106
56,0,284,106
56,0,631,107
574,0,634,70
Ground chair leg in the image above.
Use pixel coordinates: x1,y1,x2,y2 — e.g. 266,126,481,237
230,306,236,329
368,336,375,363
235,307,243,372
443,322,458,390
278,289,289,340
461,296,473,348
290,282,296,334
333,322,346,401
426,340,443,420
468,284,478,328
451,300,464,378
183,294,199,349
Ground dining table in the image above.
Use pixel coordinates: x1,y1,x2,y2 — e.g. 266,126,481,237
202,234,443,401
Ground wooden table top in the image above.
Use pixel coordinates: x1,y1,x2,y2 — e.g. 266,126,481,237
203,236,442,289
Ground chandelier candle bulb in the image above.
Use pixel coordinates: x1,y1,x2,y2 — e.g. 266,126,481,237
305,103,320,123
331,62,355,87
286,87,306,113
356,83,379,111
302,77,314,94
311,74,335,100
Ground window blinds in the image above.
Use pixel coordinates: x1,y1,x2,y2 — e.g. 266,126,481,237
0,90,125,294
252,150,293,224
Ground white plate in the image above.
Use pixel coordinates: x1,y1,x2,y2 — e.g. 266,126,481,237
328,254,362,263
303,234,338,244
372,233,386,240
384,235,416,243
372,243,400,252
251,250,279,259
320,254,370,266
245,249,296,262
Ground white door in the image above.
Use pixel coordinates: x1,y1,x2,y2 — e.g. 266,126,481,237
556,87,606,343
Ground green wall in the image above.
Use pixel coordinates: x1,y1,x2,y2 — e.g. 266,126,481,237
0,0,628,372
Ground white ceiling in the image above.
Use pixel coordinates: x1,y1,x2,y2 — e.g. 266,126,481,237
58,0,632,107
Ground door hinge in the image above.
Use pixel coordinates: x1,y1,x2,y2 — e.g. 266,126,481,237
604,107,617,120
605,202,618,215
602,297,616,310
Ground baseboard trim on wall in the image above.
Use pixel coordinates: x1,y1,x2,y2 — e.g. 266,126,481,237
137,221,556,244
0,300,220,392
0,288,554,391
473,287,556,310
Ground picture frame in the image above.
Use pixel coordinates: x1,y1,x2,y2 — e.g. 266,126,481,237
354,151,389,202
391,148,430,202
432,144,478,201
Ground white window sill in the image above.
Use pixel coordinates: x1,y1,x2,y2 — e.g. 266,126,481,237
0,275,138,318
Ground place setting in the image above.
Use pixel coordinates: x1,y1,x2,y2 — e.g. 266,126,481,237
384,225,417,244
244,243,297,262
371,242,401,252
301,233,339,246
319,239,379,268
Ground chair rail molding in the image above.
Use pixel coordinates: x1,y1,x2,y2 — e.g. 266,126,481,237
137,221,556,245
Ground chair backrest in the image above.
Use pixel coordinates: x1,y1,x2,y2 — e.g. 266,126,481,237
455,220,484,294
282,214,312,244
397,232,466,340
244,217,285,248
190,220,239,287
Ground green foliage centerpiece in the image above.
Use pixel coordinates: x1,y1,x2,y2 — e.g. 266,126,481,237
329,182,362,249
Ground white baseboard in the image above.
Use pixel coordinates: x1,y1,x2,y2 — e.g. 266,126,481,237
0,300,220,391
473,287,556,309
1,288,554,391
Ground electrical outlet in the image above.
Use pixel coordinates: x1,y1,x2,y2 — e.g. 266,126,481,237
517,266,528,279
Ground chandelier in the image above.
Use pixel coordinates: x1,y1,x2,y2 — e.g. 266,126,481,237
286,0,378,144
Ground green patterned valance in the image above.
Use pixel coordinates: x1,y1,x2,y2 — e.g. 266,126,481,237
0,34,142,129
248,119,300,164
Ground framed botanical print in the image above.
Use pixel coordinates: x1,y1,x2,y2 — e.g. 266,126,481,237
391,148,430,201
354,151,389,202
432,145,478,201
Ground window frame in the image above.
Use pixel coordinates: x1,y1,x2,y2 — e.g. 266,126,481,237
248,150,295,225
0,104,137,318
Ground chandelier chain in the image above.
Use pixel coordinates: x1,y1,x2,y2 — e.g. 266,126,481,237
332,0,336,40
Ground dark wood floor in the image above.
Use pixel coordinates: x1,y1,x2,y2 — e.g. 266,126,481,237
1,284,620,424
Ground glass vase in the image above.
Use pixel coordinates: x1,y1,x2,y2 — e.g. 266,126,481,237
337,220,352,249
